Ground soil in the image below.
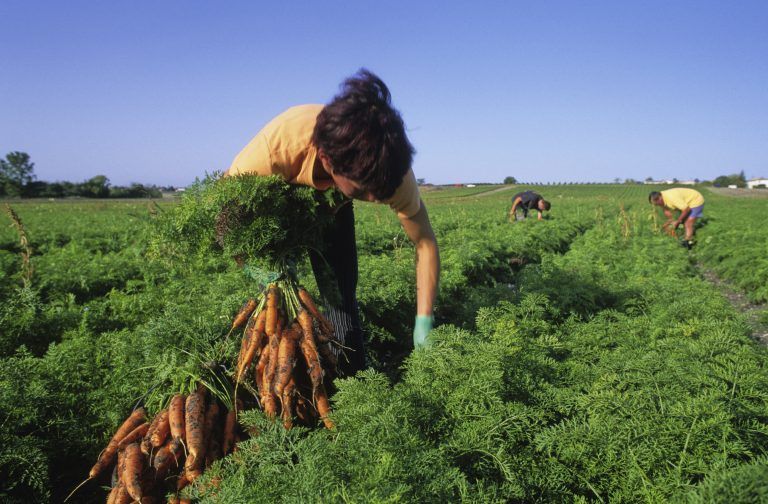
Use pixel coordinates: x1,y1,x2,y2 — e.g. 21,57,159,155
707,187,768,198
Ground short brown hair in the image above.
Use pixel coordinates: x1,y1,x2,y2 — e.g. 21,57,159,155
312,69,414,200
542,200,551,211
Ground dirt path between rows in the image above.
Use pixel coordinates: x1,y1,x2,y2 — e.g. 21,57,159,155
476,185,517,197
697,264,768,346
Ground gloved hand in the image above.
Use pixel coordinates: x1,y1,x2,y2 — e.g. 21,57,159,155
413,314,434,349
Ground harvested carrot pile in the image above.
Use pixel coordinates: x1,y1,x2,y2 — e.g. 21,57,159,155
74,284,339,503
72,387,235,503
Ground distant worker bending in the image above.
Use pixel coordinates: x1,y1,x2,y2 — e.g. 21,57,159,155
509,190,551,222
648,188,705,248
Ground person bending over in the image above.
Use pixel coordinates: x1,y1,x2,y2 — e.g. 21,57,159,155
509,190,551,222
648,188,705,248
224,69,440,375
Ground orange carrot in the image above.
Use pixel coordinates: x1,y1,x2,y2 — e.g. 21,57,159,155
89,408,146,479
222,399,241,455
265,287,279,338
231,298,257,329
177,470,191,492
116,447,125,486
237,309,267,381
117,422,150,450
106,483,119,504
151,410,170,448
315,383,335,430
236,313,258,370
169,395,185,441
122,443,143,501
113,483,131,504
298,310,323,393
255,336,271,398
281,377,296,430
152,438,183,482
183,392,206,474
262,318,283,418
203,402,221,468
274,324,300,397
142,409,164,455
298,287,335,341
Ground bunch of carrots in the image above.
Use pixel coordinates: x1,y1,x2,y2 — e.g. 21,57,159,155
75,282,339,503
231,281,339,431
71,386,237,503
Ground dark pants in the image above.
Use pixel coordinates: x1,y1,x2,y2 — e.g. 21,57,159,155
308,201,366,376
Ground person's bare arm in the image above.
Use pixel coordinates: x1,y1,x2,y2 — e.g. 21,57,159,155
661,208,675,229
508,196,522,221
537,211,543,221
674,208,691,228
399,201,440,316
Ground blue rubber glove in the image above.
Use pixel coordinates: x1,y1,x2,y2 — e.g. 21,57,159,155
413,315,434,349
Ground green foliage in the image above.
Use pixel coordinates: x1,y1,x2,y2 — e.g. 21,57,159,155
0,151,36,197
697,193,768,302
1,184,767,503
153,174,345,270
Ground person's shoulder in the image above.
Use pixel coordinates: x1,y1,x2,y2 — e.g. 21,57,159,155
278,104,324,121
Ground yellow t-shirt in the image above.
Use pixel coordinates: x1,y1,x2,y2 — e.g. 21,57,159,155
661,188,704,211
227,104,422,219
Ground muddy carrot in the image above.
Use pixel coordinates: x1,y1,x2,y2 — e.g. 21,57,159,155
315,383,335,430
89,408,146,479
274,324,300,397
263,318,283,418
152,438,183,482
151,410,170,448
142,409,164,455
281,377,296,430
265,287,279,338
169,395,185,441
232,298,257,329
122,443,143,501
184,392,206,474
117,423,150,450
298,310,323,393
222,398,242,455
237,310,267,381
298,287,335,341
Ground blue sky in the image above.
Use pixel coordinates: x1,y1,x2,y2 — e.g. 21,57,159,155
1,0,766,186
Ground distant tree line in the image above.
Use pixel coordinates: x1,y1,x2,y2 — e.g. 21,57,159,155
0,151,172,198
712,171,747,188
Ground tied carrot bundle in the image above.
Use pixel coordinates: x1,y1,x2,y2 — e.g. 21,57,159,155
78,383,252,503
229,282,339,431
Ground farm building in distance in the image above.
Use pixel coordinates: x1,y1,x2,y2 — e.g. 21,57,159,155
747,178,768,189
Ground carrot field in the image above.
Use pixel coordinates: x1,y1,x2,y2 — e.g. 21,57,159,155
2,185,767,503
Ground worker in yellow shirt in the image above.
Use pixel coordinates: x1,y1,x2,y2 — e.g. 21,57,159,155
648,188,705,248
224,69,440,374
